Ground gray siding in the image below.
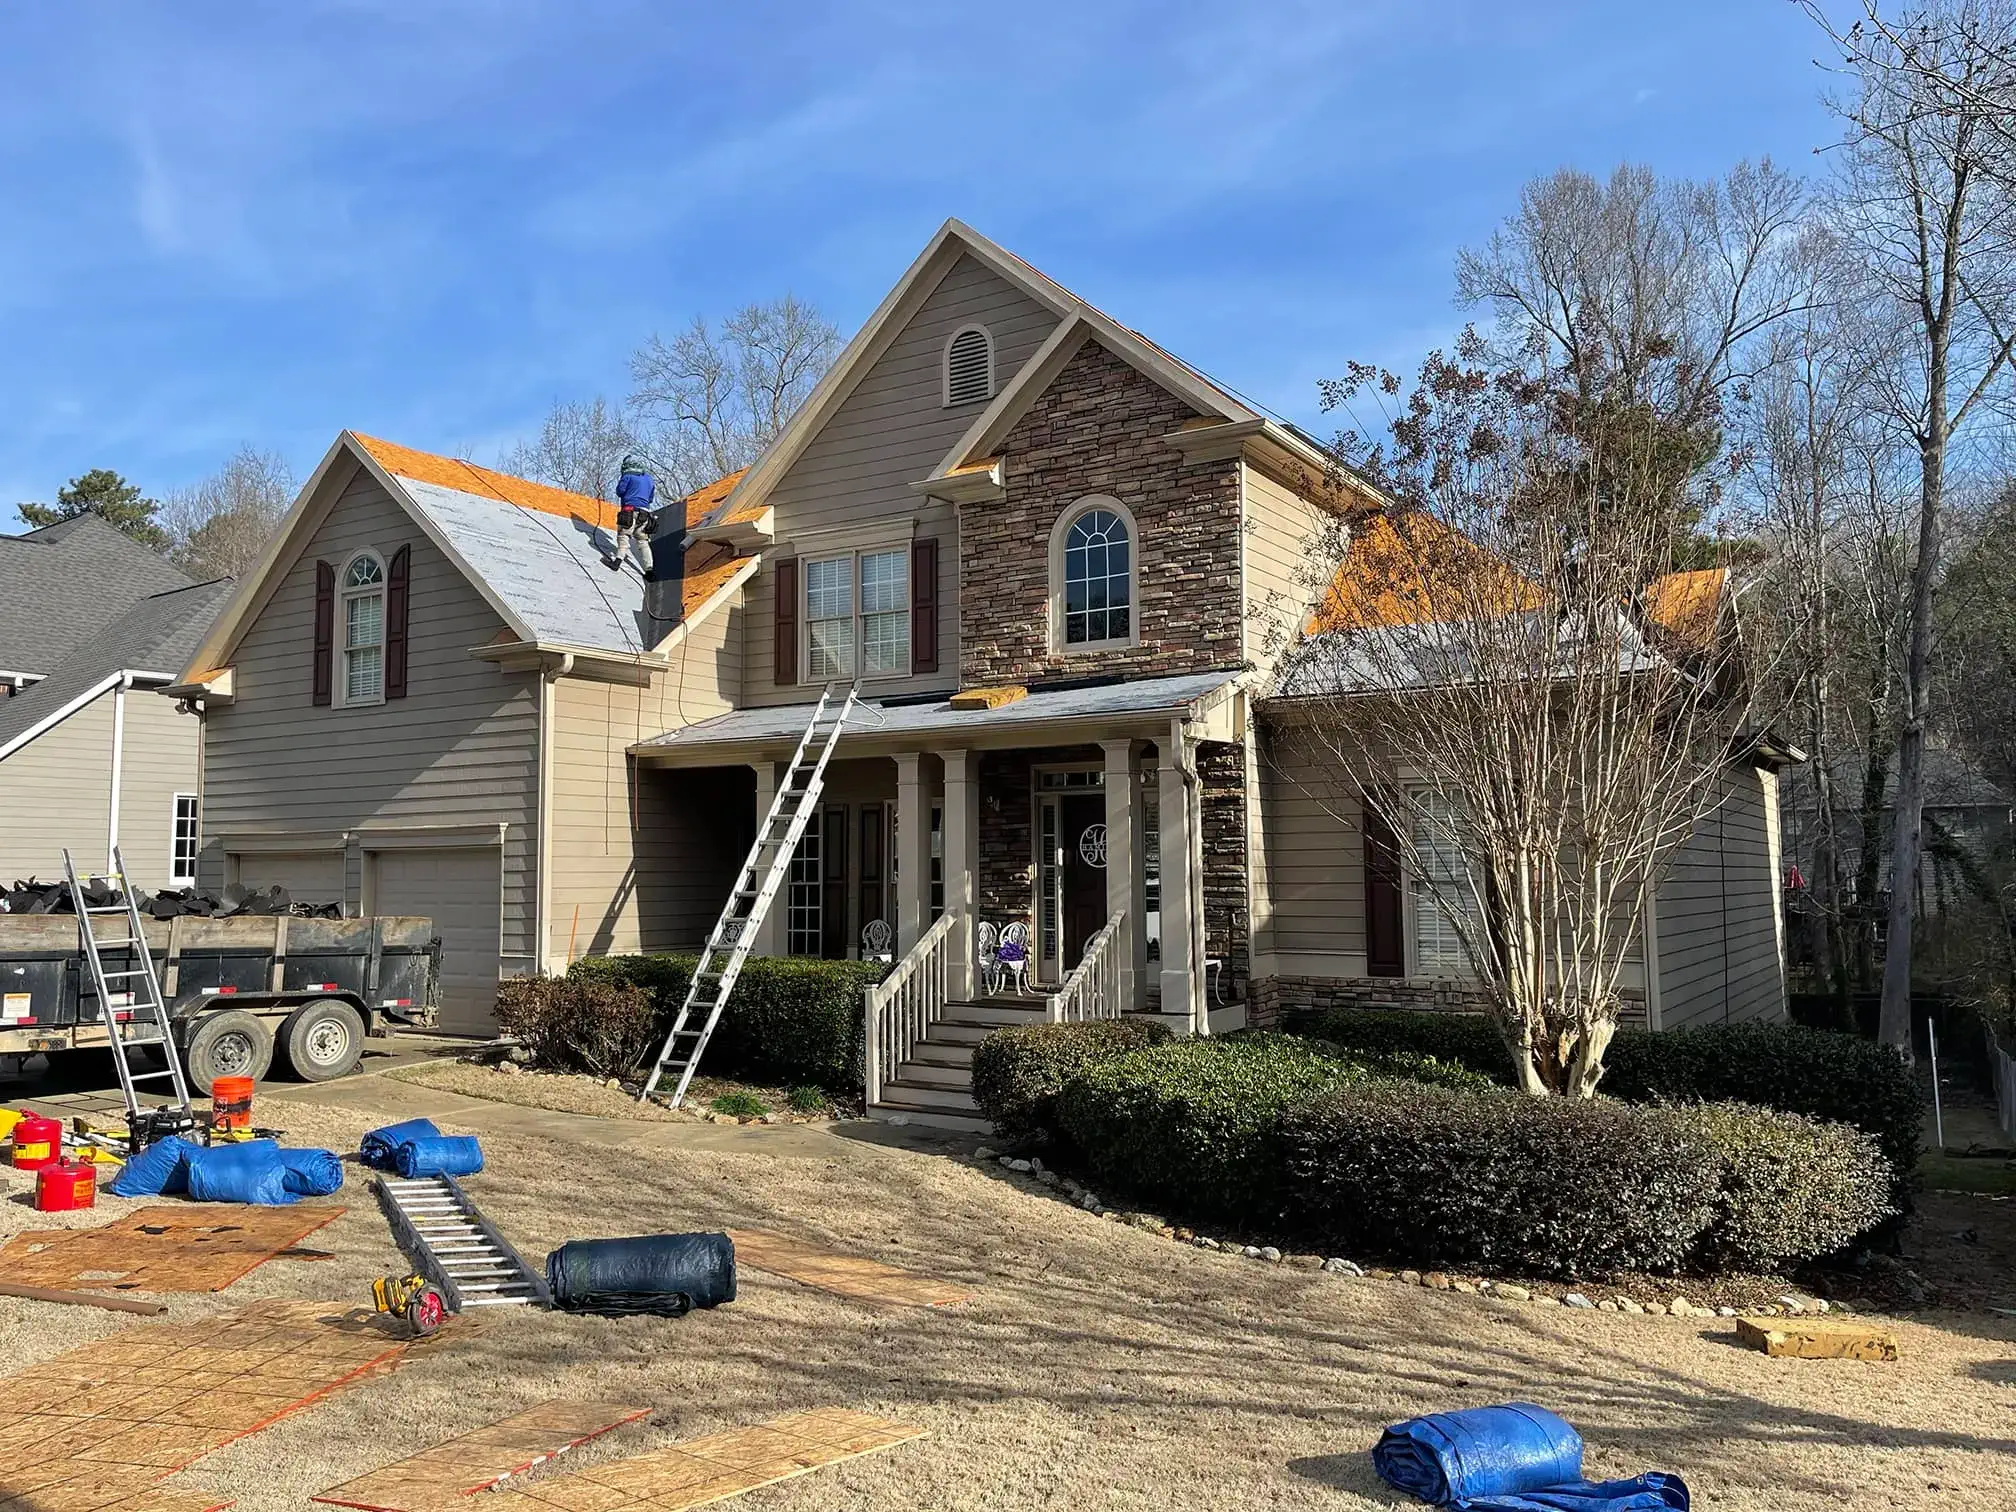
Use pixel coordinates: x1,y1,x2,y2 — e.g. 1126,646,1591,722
741,254,1059,706
1656,767,1789,1028
199,466,541,973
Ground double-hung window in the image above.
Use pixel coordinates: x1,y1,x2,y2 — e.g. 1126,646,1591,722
340,552,387,705
804,549,908,681
170,795,199,887
1408,787,1481,976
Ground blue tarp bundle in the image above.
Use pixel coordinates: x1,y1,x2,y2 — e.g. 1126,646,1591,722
1373,1404,1688,1512
392,1134,484,1178
107,1137,344,1206
547,1233,737,1317
361,1118,440,1169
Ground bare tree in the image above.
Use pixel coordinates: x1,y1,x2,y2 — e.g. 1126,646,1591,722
162,446,296,580
1807,0,2016,1058
498,396,643,503
1283,334,1794,1097
627,295,839,492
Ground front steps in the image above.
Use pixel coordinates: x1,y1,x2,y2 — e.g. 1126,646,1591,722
868,999,1046,1132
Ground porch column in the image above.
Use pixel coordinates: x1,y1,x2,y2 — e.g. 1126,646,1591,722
942,748,979,1000
894,752,930,954
1102,739,1147,1010
749,759,783,958
1158,728,1203,1030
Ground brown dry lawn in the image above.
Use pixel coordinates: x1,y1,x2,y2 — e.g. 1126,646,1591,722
1,1084,2010,1511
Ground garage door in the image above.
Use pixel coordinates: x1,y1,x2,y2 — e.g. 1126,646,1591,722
371,847,502,1036
234,850,345,907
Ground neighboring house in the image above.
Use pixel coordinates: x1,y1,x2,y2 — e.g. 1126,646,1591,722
177,220,1796,1116
0,513,231,886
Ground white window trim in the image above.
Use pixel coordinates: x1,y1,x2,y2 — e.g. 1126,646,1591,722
169,793,199,887
801,546,911,685
1048,495,1140,653
942,322,996,407
337,549,387,708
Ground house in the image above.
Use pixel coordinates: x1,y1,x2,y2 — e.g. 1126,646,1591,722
176,220,1795,1116
0,515,231,888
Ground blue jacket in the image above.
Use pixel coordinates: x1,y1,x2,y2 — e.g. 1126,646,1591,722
616,469,656,512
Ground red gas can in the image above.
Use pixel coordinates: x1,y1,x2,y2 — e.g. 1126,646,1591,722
9,1114,61,1171
35,1158,95,1212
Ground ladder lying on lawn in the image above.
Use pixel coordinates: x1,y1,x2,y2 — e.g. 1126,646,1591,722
63,845,200,1148
375,1173,551,1310
640,682,861,1107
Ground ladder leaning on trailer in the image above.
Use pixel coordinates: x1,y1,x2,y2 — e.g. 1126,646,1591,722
639,683,859,1107
62,846,201,1148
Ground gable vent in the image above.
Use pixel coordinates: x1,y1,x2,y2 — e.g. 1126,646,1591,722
945,325,994,406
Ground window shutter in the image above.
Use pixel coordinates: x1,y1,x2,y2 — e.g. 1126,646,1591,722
385,544,411,699
774,557,798,685
312,560,335,707
1363,793,1404,977
911,537,938,674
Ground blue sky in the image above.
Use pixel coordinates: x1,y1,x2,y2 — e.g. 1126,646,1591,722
1,1,1840,531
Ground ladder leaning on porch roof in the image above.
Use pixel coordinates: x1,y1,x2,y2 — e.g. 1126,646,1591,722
639,682,861,1107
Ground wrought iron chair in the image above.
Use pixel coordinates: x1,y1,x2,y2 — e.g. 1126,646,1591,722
976,920,1002,995
861,918,894,963
997,921,1032,995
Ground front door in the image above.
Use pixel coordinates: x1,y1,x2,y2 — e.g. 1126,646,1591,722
1060,793,1107,971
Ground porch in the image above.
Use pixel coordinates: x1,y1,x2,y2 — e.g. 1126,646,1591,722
629,671,1251,1127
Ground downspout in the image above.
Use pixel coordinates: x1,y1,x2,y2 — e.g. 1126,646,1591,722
536,651,575,975
107,672,132,870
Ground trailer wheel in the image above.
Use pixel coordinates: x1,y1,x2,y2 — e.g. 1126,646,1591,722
184,1009,273,1094
279,1000,365,1082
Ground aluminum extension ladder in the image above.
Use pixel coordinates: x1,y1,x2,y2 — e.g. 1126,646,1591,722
375,1173,550,1310
639,682,860,1107
62,846,200,1147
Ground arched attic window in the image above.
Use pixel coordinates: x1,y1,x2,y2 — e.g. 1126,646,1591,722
943,324,995,406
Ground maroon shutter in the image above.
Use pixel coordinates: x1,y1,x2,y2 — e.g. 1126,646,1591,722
911,536,938,674
774,557,798,685
385,545,411,699
1363,793,1405,977
312,560,335,707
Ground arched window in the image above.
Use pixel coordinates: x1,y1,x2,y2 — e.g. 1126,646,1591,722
1050,499,1136,650
943,324,995,406
339,551,386,705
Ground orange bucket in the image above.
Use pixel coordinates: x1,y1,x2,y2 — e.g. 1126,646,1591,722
210,1076,254,1132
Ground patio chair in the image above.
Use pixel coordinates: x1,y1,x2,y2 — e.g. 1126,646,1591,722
976,920,1002,995
997,921,1031,995
861,918,894,963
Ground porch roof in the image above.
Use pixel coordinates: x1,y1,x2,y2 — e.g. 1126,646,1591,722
630,669,1239,764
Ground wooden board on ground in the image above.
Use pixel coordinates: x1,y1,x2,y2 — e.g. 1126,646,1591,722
1735,1315,1900,1361
480,1409,925,1511
0,1299,415,1512
313,1399,650,1510
725,1228,973,1309
0,1204,345,1293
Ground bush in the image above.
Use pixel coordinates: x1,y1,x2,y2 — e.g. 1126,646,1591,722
494,975,655,1079
569,954,884,1089
1295,1008,1920,1204
1055,1035,1377,1221
1671,1103,1894,1272
971,1019,1174,1142
711,1091,768,1118
1279,1082,1724,1278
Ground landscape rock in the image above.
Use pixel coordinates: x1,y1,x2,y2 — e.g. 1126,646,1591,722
1242,1246,1263,1259
1029,1157,1045,1173
1288,1253,1324,1270
1620,1300,1645,1315
1425,1273,1452,1291
1598,1301,1618,1313
1195,1236,1220,1250
1400,1270,1424,1287
1669,1295,1693,1316
1323,1258,1365,1277
1037,1170,1060,1187
1008,1159,1033,1173
1717,1306,1738,1318
1494,1284,1531,1302
1259,1246,1283,1264
1562,1293,1594,1309
1454,1281,1478,1295
974,1147,997,1162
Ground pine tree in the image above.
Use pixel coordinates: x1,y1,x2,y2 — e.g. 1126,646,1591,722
17,469,172,551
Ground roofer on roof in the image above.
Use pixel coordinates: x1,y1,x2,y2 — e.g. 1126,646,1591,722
612,454,656,573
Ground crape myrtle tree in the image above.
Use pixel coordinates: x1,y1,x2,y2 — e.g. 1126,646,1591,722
1278,332,1796,1097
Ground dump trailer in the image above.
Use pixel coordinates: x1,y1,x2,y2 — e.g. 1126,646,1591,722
0,913,440,1092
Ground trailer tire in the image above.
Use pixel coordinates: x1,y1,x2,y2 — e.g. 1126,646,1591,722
279,1000,365,1082
184,1010,273,1094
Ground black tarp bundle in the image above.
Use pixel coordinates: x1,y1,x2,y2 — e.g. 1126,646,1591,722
0,879,341,919
546,1233,737,1317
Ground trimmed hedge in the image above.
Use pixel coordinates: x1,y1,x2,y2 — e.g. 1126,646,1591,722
1296,1008,1921,1201
971,1019,1174,1143
567,954,885,1089
1279,1083,1722,1278
1051,1034,1495,1222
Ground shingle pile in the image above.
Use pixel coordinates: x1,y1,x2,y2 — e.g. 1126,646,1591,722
0,878,343,918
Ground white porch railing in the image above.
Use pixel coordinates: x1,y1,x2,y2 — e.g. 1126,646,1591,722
1989,1021,2016,1141
1047,909,1130,1023
864,912,956,1105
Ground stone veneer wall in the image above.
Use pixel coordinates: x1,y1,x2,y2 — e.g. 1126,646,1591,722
958,340,1244,686
1198,740,1249,998
1248,976,1647,1031
976,749,1039,925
